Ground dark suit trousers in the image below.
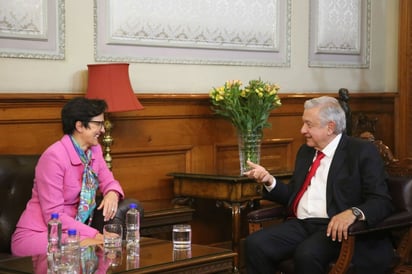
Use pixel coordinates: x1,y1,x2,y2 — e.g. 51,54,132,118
245,218,393,274
245,218,340,274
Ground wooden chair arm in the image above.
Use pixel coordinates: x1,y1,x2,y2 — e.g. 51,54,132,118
348,212,412,236
329,212,412,274
247,206,287,223
247,206,287,233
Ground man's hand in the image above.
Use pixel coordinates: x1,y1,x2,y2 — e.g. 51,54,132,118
243,161,273,186
326,209,357,242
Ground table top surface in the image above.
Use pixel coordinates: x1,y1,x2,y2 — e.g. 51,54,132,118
0,238,235,273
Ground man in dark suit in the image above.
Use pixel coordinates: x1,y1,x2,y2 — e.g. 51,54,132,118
244,96,394,274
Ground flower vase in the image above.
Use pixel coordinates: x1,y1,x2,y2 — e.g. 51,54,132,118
237,130,262,175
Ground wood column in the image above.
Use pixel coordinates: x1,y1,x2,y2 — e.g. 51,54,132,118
398,0,412,159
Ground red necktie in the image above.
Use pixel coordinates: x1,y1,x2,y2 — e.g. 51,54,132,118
291,151,325,217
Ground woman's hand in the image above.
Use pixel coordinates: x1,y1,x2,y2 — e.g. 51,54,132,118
80,233,104,247
97,191,119,221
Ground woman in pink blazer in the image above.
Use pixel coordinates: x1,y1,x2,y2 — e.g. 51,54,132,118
11,97,125,256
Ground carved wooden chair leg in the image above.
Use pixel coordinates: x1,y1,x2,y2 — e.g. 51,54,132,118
328,236,355,274
395,227,412,267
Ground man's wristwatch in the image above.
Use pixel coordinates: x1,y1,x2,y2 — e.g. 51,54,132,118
351,207,362,220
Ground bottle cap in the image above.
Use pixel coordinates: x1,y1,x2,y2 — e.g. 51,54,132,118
51,213,59,219
130,203,137,209
68,229,77,236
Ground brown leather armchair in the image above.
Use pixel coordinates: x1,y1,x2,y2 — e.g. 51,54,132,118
247,173,412,273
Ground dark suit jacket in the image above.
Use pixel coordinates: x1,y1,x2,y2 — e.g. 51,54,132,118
265,134,393,225
263,134,394,272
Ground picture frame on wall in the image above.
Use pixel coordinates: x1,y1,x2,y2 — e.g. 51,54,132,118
0,0,65,60
94,0,291,67
308,0,370,68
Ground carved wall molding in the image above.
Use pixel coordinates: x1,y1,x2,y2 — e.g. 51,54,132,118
309,0,370,68
94,0,291,66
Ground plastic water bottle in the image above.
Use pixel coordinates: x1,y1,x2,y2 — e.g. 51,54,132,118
48,213,62,252
47,213,62,272
126,203,140,257
67,229,80,252
66,229,80,272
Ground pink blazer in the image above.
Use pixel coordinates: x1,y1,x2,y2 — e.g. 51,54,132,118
11,135,124,256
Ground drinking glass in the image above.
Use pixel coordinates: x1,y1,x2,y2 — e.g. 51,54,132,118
103,224,123,266
172,224,191,250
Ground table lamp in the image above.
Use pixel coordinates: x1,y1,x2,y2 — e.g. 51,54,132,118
86,63,144,169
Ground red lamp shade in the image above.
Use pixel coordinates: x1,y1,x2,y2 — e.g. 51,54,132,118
86,63,144,112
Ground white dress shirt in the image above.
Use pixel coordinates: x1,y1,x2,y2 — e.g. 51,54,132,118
265,134,342,219
296,134,341,219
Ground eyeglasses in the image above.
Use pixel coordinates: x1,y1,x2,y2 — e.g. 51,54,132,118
89,120,105,129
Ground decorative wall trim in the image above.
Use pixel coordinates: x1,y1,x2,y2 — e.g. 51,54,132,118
0,0,65,60
94,0,291,67
308,0,370,68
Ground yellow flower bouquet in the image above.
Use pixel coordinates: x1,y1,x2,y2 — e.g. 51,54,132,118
209,79,281,134
209,79,281,173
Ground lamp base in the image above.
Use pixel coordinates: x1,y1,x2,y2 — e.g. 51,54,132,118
102,114,113,170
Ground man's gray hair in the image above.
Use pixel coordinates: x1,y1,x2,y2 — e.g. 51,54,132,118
304,96,346,134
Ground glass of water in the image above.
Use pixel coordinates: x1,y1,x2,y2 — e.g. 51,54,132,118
103,224,123,266
172,224,191,250
103,224,123,248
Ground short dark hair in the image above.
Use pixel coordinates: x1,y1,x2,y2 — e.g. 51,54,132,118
61,97,107,134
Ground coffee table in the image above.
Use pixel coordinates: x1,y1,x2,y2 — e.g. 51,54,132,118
0,238,236,273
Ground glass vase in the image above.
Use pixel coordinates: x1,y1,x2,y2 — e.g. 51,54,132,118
237,130,262,175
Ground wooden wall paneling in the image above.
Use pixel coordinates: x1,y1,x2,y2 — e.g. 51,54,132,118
346,93,396,151
0,112,63,154
265,114,307,164
0,94,68,154
215,138,294,176
112,149,191,201
260,138,295,174
0,92,396,246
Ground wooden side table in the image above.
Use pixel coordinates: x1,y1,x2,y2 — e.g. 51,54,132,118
168,172,292,272
140,199,195,238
